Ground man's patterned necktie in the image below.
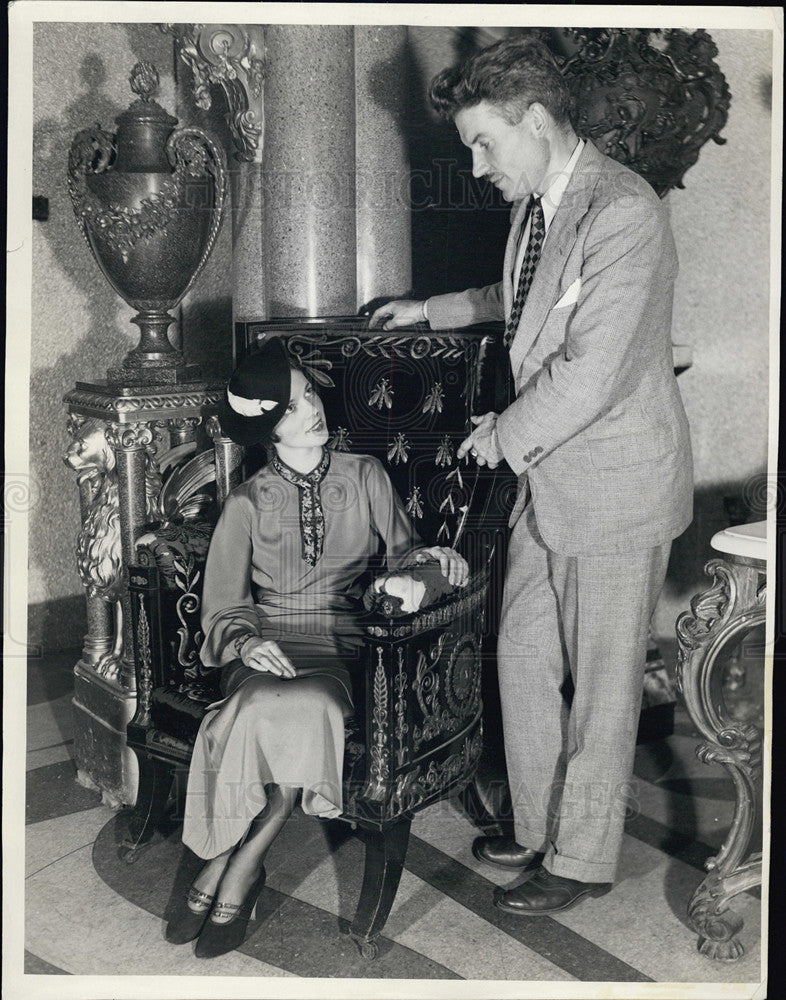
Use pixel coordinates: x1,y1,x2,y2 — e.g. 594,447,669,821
504,197,545,349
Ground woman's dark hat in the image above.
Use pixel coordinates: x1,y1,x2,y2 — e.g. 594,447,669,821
216,338,292,446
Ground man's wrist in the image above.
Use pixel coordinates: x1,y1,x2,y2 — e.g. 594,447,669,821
420,299,429,323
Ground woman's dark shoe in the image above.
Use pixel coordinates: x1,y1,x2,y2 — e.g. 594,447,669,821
194,868,266,959
494,866,612,915
165,885,216,944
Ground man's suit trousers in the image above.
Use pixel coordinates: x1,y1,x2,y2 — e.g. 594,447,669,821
497,498,671,883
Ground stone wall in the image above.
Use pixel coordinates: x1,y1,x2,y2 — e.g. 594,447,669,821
654,29,773,636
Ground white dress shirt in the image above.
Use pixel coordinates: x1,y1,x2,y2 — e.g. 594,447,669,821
512,138,585,288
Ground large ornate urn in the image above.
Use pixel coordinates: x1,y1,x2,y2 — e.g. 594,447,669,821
68,61,227,384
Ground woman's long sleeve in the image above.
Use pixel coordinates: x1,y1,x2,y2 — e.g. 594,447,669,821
365,458,423,570
200,492,260,668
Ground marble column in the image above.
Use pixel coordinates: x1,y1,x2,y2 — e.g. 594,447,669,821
232,159,267,324
262,25,357,317
354,25,413,305
171,24,413,323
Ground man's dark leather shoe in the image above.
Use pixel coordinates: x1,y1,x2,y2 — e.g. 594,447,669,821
494,866,612,915
472,836,544,871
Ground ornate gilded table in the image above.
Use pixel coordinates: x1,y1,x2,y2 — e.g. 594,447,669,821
676,520,767,961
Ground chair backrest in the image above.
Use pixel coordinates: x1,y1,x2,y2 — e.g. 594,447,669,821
233,319,514,550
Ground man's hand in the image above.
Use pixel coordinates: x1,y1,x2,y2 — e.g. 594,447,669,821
239,637,297,678
457,412,504,468
368,299,426,330
413,546,470,587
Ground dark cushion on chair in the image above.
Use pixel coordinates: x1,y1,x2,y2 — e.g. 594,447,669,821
152,677,221,744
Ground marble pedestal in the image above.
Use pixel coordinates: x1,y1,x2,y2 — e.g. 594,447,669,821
63,378,225,806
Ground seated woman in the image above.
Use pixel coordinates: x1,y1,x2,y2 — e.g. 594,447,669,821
166,337,469,958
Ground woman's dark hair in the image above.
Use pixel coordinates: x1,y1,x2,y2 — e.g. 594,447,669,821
259,428,282,452
260,358,311,453
429,37,572,128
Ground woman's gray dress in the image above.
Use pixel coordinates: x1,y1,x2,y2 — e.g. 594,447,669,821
182,451,421,859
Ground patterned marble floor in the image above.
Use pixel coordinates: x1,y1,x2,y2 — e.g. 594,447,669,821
14,648,769,997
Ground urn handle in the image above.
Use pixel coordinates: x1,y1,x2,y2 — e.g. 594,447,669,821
67,125,117,243
165,126,229,309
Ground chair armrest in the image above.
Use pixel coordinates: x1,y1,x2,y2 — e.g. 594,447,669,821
346,568,489,823
135,522,213,589
359,568,489,640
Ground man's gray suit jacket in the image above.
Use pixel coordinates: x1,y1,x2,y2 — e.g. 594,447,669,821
427,140,693,555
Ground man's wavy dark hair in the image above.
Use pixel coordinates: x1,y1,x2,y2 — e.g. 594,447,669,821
429,37,573,128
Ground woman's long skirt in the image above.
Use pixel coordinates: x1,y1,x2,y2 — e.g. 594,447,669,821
182,641,354,860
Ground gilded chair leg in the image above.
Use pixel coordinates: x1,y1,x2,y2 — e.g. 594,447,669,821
349,817,412,959
119,752,174,863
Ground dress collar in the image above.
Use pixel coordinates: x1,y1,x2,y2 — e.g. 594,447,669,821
271,448,330,565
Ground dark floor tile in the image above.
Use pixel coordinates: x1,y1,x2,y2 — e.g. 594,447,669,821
624,811,716,872
657,776,738,801
244,888,461,977
633,738,677,784
27,654,77,707
26,760,102,825
24,950,70,975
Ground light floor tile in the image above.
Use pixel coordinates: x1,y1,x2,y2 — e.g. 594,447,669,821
24,844,293,978
26,806,114,878
411,798,763,984
411,801,517,887
555,834,762,984
383,879,577,982
26,743,74,772
22,659,766,987
27,696,73,753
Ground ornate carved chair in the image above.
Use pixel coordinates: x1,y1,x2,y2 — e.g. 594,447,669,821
121,345,491,960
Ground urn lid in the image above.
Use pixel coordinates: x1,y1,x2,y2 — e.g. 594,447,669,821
111,62,178,172
114,61,178,130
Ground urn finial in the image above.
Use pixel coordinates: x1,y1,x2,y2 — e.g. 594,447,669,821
129,61,159,101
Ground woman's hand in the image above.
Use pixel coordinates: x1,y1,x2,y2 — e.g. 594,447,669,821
413,547,470,587
239,637,297,678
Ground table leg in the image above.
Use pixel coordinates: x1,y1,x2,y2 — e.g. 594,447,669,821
676,556,765,961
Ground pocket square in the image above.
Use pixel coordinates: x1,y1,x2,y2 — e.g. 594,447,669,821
553,278,581,310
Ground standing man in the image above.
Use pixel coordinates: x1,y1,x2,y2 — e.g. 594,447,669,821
370,37,693,914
